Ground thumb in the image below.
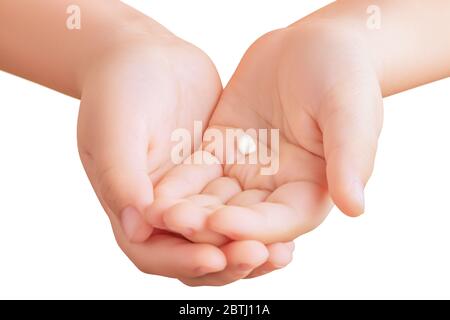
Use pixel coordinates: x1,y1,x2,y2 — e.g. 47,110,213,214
319,77,383,217
79,117,154,243
96,163,154,243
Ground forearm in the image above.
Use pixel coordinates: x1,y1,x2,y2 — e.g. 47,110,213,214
298,0,450,96
0,0,169,98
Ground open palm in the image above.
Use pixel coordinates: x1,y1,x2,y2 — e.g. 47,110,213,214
78,36,293,285
148,24,383,246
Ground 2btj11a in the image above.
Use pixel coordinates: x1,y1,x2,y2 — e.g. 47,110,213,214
179,304,270,317
223,304,270,316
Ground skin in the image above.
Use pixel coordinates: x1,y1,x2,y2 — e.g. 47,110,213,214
147,0,450,245
0,0,293,286
1,0,449,286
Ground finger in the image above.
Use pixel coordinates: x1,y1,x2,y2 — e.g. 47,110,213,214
319,77,383,216
105,199,227,278
227,189,270,206
145,198,185,229
154,151,223,199
78,113,153,243
246,242,295,279
179,240,268,287
208,182,332,243
122,233,228,279
202,177,242,203
162,199,229,246
187,194,223,208
146,194,223,231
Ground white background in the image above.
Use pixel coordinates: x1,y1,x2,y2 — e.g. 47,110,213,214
0,0,449,299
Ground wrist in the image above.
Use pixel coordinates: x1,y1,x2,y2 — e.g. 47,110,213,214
286,18,384,91
76,16,179,96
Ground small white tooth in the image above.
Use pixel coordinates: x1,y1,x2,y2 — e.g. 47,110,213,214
238,134,257,155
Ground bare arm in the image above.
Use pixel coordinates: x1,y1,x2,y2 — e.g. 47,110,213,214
299,0,450,96
0,0,169,97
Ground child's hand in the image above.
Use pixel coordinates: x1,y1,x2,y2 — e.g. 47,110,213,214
4,0,447,285
77,32,294,285
147,22,383,244
0,0,298,286
77,34,221,242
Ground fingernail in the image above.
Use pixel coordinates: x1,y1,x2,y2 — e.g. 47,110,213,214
183,228,195,237
194,267,215,276
285,242,295,251
121,206,141,241
237,263,253,271
354,180,366,213
171,227,195,237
